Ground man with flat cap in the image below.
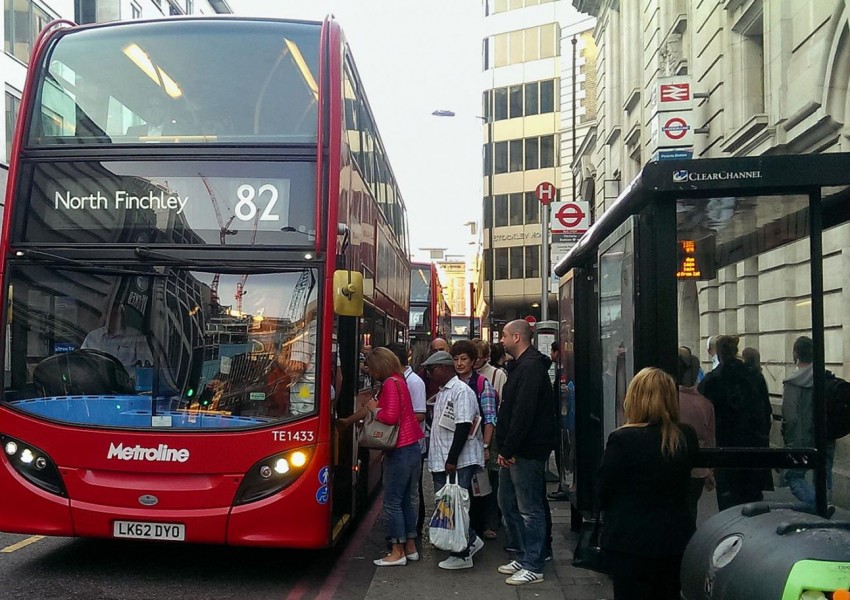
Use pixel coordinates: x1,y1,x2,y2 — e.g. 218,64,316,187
421,350,485,570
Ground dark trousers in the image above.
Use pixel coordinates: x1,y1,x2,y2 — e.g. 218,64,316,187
686,477,704,527
469,469,500,534
715,469,763,511
416,458,425,534
607,551,683,600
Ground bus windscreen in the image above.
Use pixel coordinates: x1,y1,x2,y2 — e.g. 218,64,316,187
3,266,320,430
28,20,321,145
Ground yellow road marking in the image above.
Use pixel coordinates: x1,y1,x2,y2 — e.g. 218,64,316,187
1,536,45,553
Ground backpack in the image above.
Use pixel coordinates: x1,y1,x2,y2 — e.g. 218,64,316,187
824,371,850,440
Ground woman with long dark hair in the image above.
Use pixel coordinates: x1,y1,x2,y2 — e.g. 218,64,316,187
597,367,698,599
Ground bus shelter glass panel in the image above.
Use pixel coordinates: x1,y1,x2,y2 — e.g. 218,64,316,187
676,193,814,516
558,270,575,483
598,218,636,440
3,267,322,430
29,20,321,145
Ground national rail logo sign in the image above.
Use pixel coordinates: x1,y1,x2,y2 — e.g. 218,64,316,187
660,82,691,103
653,76,694,111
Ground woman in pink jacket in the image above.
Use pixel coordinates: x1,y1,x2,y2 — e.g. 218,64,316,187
338,347,424,566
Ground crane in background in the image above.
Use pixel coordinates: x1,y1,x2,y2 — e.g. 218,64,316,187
202,176,236,307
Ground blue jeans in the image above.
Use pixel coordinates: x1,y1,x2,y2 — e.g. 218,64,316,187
498,457,547,573
432,466,477,558
383,443,422,543
784,440,836,507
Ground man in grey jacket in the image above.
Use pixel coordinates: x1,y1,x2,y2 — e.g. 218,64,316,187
782,335,836,505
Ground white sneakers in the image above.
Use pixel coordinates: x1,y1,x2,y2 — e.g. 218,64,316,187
497,560,522,574
438,556,473,570
505,568,545,585
438,535,484,570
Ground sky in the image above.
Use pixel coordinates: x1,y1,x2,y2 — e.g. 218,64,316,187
228,0,483,262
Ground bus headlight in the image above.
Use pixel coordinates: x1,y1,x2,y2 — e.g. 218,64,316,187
234,446,314,505
0,435,67,497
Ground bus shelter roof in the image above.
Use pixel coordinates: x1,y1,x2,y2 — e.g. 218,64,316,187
554,152,850,276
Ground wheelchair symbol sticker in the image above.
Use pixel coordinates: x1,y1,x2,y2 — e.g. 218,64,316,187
316,485,329,504
318,466,329,486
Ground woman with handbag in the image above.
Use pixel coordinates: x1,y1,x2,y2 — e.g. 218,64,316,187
596,367,698,600
337,347,424,566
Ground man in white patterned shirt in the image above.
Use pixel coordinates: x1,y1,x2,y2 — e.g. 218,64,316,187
421,350,485,570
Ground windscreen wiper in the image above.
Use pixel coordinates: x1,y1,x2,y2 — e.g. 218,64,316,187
14,248,167,277
133,247,240,266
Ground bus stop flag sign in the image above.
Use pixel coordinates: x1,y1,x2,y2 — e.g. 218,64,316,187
550,201,590,234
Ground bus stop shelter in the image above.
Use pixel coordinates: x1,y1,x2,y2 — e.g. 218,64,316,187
554,153,850,519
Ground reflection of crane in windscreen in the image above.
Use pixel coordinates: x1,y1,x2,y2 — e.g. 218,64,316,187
202,176,236,307
235,216,260,315
287,270,316,322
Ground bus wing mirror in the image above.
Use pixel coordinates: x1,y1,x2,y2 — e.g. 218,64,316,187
333,270,364,316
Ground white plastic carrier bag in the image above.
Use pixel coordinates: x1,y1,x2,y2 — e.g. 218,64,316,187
428,474,470,553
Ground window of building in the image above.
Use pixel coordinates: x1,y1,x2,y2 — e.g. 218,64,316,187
509,193,524,226
488,0,555,13
494,88,508,121
5,90,20,163
495,248,509,280
484,196,493,229
486,79,556,122
485,24,560,70
525,137,539,170
509,139,523,172
130,2,141,18
524,245,539,278
6,0,52,63
186,0,193,14
494,194,509,227
483,142,492,177
525,82,539,116
509,247,524,279
169,1,181,16
540,79,555,113
482,91,491,122
489,0,508,14
509,85,523,119
524,26,540,62
509,30,524,64
494,141,508,174
540,23,558,59
540,135,555,168
524,192,540,224
494,32,509,68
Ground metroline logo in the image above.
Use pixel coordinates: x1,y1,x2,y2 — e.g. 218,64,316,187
107,442,190,463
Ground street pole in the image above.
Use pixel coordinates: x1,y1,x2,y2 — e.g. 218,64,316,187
541,200,549,322
469,282,475,339
487,115,495,337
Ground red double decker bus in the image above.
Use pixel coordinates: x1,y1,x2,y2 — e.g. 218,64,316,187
0,16,410,548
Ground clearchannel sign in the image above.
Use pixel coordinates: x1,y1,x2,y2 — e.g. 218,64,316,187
673,169,763,183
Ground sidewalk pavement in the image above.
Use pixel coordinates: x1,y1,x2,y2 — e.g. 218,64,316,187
364,473,614,600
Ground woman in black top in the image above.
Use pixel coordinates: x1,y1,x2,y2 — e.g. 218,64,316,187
597,367,698,600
